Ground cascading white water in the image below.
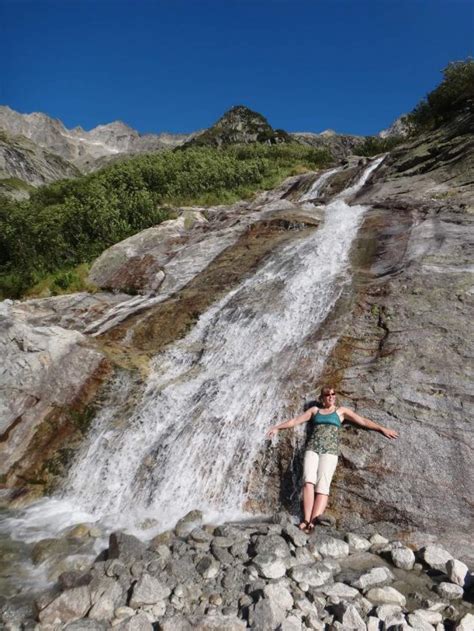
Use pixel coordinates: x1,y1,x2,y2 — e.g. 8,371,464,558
299,166,340,203
58,157,384,532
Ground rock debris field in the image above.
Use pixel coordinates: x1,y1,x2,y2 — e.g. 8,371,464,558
3,511,473,630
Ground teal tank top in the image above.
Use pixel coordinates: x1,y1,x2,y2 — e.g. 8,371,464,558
312,409,342,428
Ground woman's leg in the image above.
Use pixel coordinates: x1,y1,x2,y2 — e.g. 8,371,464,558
310,454,338,522
310,493,329,521
301,451,318,528
302,482,316,526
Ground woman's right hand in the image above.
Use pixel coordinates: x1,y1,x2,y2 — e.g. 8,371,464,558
266,426,279,438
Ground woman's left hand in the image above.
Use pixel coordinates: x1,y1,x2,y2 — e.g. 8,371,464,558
381,427,399,439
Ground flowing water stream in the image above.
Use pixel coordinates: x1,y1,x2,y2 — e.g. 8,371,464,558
1,157,384,568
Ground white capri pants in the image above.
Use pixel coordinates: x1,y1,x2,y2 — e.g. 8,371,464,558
303,450,338,495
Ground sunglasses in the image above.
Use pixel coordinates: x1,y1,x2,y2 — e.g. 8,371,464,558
323,392,336,397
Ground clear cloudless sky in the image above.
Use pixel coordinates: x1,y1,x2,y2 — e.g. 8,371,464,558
1,0,473,136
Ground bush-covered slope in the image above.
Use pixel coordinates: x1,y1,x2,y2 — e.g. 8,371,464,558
0,143,331,298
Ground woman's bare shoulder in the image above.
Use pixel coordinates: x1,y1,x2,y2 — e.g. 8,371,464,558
336,406,350,420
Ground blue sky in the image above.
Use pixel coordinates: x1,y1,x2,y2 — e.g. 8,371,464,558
1,0,473,136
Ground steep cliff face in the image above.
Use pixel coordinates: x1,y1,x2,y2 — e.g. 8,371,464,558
0,130,81,196
0,114,472,561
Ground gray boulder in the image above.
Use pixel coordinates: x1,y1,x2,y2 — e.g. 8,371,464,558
263,582,294,612
195,556,220,579
38,586,91,625
109,532,146,565
446,558,471,588
248,597,286,630
332,602,366,630
375,604,403,621
365,586,406,606
175,510,204,538
65,621,108,630
254,534,291,559
367,616,382,631
345,533,371,552
288,563,333,587
352,566,395,590
129,573,171,607
252,553,287,579
114,612,153,631
312,535,349,559
88,576,123,620
407,612,436,630
277,615,303,631
191,614,247,630
282,524,308,548
457,613,474,630
319,582,359,599
436,582,464,600
391,546,416,570
420,545,453,572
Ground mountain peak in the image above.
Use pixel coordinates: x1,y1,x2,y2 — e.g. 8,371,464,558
186,104,291,148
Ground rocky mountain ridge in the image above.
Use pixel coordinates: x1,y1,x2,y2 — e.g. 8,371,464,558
0,106,197,195
0,104,388,195
0,106,194,167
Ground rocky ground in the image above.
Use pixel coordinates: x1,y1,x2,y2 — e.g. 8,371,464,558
1,511,473,630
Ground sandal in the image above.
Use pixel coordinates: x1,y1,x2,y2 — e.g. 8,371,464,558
299,520,314,534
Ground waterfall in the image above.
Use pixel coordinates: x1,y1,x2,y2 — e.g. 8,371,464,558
299,166,340,202
59,157,384,533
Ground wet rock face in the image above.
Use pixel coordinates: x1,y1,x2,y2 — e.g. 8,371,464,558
0,300,110,494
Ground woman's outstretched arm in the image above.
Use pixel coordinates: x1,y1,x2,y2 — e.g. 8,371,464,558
340,407,399,439
266,406,317,438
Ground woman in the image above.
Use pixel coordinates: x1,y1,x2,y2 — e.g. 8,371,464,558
266,385,398,533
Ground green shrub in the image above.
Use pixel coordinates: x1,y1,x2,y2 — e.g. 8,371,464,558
405,58,474,133
353,135,406,157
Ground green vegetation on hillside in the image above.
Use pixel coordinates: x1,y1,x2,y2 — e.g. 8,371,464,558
353,135,406,157
405,58,474,133
0,143,331,298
